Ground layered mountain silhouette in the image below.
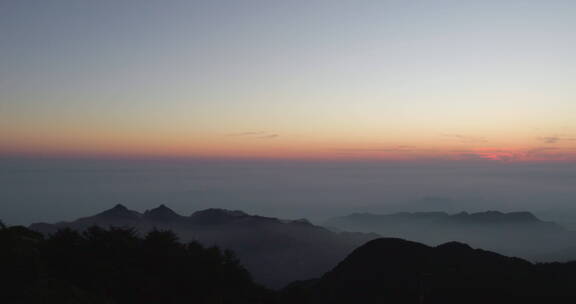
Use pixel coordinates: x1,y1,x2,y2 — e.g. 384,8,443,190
9,220,576,303
30,205,378,288
285,238,576,303
325,211,576,261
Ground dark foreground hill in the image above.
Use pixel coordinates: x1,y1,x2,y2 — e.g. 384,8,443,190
326,211,576,261
282,238,576,304
7,222,576,303
1,224,274,304
29,205,378,288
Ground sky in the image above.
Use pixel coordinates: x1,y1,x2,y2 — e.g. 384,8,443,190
1,0,576,161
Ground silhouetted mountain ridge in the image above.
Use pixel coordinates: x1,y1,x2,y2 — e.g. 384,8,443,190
95,203,142,220
9,221,576,303
331,210,552,226
30,205,378,288
288,237,576,303
449,210,541,223
143,204,185,222
325,210,573,262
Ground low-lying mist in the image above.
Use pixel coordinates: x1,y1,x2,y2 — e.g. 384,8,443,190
1,156,575,227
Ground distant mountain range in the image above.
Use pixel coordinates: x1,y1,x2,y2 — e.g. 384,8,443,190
30,204,378,288
325,211,576,261
287,237,576,303
327,210,561,229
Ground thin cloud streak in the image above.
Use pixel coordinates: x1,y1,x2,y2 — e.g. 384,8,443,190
538,136,576,144
441,134,488,143
226,131,279,139
334,146,419,153
226,131,267,137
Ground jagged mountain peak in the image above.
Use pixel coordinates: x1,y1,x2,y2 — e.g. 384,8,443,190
113,203,128,211
143,204,183,221
95,204,141,219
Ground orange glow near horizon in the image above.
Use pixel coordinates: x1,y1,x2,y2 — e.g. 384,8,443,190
2,114,575,162
2,135,575,163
